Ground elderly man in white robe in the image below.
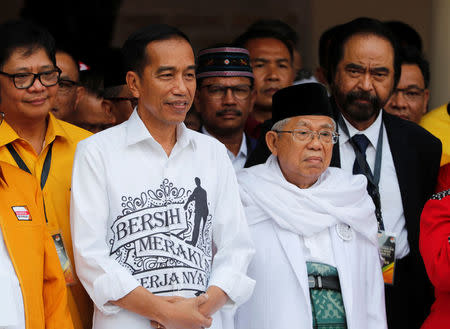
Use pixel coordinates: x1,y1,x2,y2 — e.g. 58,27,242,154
235,83,387,329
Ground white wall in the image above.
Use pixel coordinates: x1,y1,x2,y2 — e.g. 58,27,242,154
429,0,450,108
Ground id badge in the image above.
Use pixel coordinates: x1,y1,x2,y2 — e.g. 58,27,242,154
377,231,396,285
52,232,76,285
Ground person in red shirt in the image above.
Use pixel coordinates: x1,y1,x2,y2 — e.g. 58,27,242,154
420,163,450,328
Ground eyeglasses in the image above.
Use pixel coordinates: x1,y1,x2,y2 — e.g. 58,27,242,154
391,87,426,102
274,129,339,144
57,78,79,94
0,68,61,89
202,84,252,100
104,97,138,108
58,78,78,89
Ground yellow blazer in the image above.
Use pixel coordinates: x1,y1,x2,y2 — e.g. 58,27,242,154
0,162,73,329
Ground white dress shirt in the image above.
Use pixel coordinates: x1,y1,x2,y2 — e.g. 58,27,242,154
0,226,25,329
301,230,337,266
202,127,248,172
71,110,255,329
339,111,410,259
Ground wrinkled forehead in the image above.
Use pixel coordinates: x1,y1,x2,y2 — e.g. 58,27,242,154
288,115,336,130
341,34,394,67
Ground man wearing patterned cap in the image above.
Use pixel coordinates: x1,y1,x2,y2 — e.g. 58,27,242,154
235,83,387,329
195,46,257,171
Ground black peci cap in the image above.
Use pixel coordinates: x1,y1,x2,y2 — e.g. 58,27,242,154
272,83,333,123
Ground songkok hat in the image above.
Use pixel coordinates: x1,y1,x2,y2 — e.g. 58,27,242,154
196,47,254,80
272,83,333,123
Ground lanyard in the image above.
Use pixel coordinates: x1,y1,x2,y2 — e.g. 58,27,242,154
6,142,54,222
337,114,385,231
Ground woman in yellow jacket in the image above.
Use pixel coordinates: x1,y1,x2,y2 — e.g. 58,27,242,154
0,159,73,329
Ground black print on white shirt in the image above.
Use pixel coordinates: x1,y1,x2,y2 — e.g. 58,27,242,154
185,177,209,246
109,178,212,295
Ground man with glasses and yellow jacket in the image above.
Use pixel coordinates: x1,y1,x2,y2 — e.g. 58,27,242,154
0,20,92,329
0,144,73,328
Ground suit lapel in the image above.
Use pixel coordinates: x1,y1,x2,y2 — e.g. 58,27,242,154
382,113,416,234
331,141,341,167
330,97,342,168
330,228,353,326
273,222,310,303
245,133,257,156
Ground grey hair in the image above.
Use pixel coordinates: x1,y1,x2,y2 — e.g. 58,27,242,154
329,118,337,132
271,116,337,132
271,118,291,131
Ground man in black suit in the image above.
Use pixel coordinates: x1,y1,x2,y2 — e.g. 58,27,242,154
327,17,441,329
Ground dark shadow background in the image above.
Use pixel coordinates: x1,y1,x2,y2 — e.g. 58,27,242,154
21,0,123,67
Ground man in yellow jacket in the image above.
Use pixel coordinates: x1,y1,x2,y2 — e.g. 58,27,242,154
0,157,73,328
420,102,450,166
0,20,92,328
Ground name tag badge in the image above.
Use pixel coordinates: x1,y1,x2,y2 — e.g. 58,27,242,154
377,231,396,285
12,206,32,221
52,233,76,285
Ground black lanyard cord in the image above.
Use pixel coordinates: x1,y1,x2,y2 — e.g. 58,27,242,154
6,142,54,222
337,114,385,231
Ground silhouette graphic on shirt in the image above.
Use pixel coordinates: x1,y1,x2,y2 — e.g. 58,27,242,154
184,177,209,246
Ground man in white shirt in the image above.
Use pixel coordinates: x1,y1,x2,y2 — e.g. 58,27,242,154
194,46,257,172
235,83,386,329
71,24,255,329
327,17,441,328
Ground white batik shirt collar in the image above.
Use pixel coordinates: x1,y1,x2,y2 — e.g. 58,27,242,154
126,109,195,152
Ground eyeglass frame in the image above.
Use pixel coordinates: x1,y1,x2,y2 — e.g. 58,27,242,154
200,84,252,100
273,128,340,144
56,78,79,95
58,78,79,89
0,67,62,89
